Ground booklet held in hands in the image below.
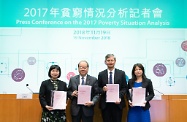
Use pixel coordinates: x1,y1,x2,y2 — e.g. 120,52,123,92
51,91,67,110
106,84,119,102
132,87,146,106
78,85,92,105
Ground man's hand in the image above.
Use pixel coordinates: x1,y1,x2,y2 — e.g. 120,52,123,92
115,98,121,104
72,90,78,97
103,86,108,92
84,101,94,107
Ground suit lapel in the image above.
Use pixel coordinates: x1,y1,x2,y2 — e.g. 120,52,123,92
114,69,118,84
85,75,90,85
75,75,80,86
104,70,108,84
77,75,91,85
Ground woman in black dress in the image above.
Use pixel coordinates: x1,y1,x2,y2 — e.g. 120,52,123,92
39,65,67,122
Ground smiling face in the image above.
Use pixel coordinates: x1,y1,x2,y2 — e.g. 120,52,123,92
78,61,89,77
134,66,143,78
105,55,116,70
48,65,61,80
50,68,60,80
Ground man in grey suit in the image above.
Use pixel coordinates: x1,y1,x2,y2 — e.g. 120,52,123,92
67,60,99,122
98,54,128,122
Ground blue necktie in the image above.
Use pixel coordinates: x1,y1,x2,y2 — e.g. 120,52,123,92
109,72,112,84
81,77,85,85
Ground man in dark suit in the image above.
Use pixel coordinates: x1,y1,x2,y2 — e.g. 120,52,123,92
67,60,99,122
98,54,128,122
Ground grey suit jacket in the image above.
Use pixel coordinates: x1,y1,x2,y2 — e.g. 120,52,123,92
67,75,99,116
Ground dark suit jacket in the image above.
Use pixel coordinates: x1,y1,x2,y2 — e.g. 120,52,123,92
127,78,155,110
39,79,67,111
98,68,128,110
67,75,99,117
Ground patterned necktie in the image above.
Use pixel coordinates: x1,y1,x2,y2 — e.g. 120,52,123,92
81,77,85,85
109,72,112,84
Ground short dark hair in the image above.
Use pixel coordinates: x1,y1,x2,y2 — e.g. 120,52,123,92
78,60,89,67
105,54,116,61
48,65,61,78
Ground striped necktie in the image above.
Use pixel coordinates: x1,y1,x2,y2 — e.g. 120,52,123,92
81,77,85,85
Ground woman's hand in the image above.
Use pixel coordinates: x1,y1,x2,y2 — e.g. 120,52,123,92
45,105,53,111
128,100,133,107
141,100,147,107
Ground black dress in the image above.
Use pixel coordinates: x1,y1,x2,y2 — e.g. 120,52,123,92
39,79,67,122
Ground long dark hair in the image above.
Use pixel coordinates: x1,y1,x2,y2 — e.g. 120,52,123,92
131,63,146,81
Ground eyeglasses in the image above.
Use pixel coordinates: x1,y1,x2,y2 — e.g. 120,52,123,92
79,66,88,69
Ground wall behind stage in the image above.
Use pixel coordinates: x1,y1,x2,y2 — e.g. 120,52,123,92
0,0,187,94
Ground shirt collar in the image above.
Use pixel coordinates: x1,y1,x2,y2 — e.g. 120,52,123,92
80,74,87,79
107,69,115,74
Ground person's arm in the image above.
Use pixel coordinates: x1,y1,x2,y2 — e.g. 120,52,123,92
39,81,47,108
91,77,99,104
126,80,132,101
126,80,133,106
85,77,99,106
39,81,53,111
67,78,78,99
67,78,73,99
145,79,155,102
98,73,104,95
62,81,68,101
119,71,128,99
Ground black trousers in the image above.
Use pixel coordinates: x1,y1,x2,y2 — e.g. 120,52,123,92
72,106,93,122
101,103,123,122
